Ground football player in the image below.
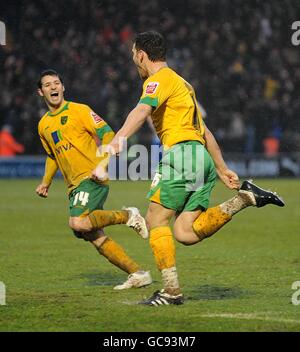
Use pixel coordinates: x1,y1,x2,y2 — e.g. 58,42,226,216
105,31,285,305
36,69,152,290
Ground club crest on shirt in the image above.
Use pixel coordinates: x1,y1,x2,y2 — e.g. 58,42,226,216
145,82,159,95
91,111,103,124
61,116,68,125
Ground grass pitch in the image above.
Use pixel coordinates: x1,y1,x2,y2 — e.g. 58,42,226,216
0,178,299,332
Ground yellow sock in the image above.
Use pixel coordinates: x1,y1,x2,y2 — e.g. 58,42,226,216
149,227,180,295
89,210,129,230
192,206,232,241
149,226,176,271
97,237,140,274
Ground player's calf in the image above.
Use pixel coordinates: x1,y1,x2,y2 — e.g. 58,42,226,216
192,206,232,240
90,231,107,248
73,229,102,241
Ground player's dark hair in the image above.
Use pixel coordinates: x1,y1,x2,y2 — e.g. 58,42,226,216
37,69,63,89
134,31,166,62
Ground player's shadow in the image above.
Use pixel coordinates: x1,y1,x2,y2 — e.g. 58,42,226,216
187,284,253,301
77,271,125,287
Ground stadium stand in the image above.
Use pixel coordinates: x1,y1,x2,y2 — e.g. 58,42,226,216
0,0,299,156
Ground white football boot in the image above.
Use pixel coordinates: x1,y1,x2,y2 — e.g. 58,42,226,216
123,207,149,239
114,271,152,290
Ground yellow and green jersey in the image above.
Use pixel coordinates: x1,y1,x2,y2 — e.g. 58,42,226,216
139,67,205,148
38,101,114,192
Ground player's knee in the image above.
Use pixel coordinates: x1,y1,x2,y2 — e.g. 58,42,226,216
146,212,169,230
69,216,93,233
145,214,160,230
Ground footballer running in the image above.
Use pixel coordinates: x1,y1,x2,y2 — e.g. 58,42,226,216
105,31,285,306
36,69,152,290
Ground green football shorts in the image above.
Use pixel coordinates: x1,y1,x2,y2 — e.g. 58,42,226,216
69,178,109,217
147,141,216,212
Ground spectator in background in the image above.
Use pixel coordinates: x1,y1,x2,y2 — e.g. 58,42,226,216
263,123,282,157
0,124,24,156
263,133,280,157
0,0,299,154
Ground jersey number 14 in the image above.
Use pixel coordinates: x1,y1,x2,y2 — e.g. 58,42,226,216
73,191,89,206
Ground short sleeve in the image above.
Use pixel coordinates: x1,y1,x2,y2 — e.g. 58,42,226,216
138,75,172,110
79,105,114,141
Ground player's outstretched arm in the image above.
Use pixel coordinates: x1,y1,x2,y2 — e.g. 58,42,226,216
36,156,58,198
204,124,240,190
91,129,115,183
108,103,152,155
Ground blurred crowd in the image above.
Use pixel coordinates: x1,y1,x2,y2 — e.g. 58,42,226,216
0,0,299,156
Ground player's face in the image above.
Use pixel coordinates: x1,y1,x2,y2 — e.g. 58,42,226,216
132,44,148,80
38,75,65,108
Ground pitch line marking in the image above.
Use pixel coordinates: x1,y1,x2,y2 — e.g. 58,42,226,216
200,313,300,325
119,301,300,323
120,300,141,305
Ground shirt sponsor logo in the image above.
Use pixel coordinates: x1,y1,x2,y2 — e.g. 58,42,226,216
145,82,159,95
91,111,103,124
51,130,63,144
55,143,74,154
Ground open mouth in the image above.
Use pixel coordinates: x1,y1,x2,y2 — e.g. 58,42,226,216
50,92,59,97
